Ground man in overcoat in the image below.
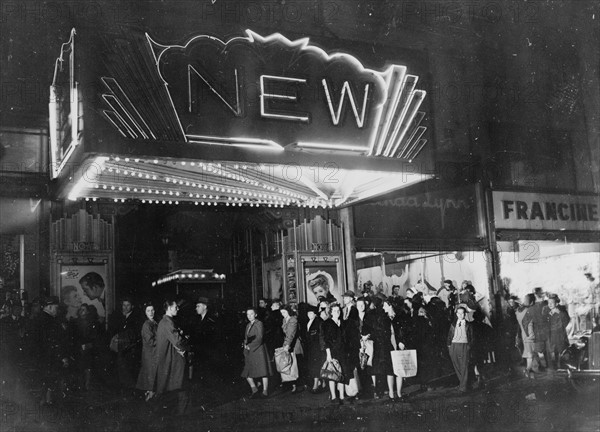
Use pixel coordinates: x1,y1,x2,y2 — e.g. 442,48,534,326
156,299,190,414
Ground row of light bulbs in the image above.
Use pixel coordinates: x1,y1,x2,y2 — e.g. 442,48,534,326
107,156,309,201
84,196,332,208
153,272,226,286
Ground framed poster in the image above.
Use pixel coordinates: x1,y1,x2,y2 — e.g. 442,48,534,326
301,255,344,306
263,257,284,301
55,257,112,323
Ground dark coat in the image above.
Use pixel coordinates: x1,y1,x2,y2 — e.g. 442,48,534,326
156,315,188,393
264,310,284,355
547,308,569,353
241,320,273,378
75,316,103,370
302,316,324,378
414,316,439,382
35,311,72,369
136,319,158,391
446,320,474,346
321,319,353,384
364,310,394,376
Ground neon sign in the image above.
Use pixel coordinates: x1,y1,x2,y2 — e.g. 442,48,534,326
101,30,427,159
49,28,80,179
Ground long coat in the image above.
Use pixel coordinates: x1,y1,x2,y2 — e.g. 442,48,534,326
282,316,303,354
321,318,353,384
302,316,325,378
241,320,273,378
547,308,570,353
156,315,188,393
136,319,158,391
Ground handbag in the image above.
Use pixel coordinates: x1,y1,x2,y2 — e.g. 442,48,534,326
274,347,293,374
109,334,119,353
359,348,369,370
320,359,343,382
390,349,418,378
359,339,374,369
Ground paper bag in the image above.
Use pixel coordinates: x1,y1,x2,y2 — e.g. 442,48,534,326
391,349,418,378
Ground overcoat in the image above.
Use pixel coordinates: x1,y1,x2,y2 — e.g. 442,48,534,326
136,319,158,391
241,320,273,378
156,315,188,393
302,316,324,378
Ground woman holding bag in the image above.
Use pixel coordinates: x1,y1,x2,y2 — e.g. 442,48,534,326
280,305,303,393
383,298,409,402
321,303,352,404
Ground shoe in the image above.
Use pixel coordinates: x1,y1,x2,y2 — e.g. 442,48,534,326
250,391,261,399
330,398,339,404
373,392,380,400
338,399,344,405
310,388,320,394
261,391,269,399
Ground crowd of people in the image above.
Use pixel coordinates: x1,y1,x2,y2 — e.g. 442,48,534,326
240,279,498,403
1,277,598,414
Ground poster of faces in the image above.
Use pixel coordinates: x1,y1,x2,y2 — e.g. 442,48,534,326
304,261,342,306
60,264,108,322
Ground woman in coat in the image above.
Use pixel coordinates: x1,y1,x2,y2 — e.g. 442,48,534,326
136,302,158,401
547,294,570,369
516,293,537,378
382,298,409,401
156,299,189,396
242,307,273,398
302,305,324,393
280,305,303,393
321,303,352,404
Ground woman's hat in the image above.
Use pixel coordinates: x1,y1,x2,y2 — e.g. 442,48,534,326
41,296,59,306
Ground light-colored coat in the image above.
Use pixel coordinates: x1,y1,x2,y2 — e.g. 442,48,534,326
155,315,188,393
241,320,273,378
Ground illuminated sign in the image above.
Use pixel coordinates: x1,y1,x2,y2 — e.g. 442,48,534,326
101,30,427,159
49,28,81,179
493,191,600,231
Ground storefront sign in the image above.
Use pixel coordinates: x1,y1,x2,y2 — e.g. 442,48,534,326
102,30,426,158
493,191,600,231
353,185,483,240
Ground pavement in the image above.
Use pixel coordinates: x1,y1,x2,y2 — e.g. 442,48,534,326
1,345,599,432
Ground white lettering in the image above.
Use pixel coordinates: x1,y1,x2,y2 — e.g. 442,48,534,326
260,75,309,122
188,65,241,116
322,79,370,128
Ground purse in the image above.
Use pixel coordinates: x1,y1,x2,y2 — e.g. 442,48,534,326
320,359,343,382
359,348,370,370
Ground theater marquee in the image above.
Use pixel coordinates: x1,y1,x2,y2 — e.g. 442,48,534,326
53,28,433,207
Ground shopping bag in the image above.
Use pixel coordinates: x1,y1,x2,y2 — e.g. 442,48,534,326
364,340,374,367
281,353,299,382
320,359,343,382
345,368,360,396
390,349,418,378
275,347,293,374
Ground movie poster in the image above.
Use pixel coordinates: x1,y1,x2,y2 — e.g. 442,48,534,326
303,259,343,306
60,263,109,322
263,259,284,301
